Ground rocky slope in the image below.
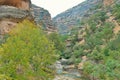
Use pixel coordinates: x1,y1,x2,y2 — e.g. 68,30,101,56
59,0,120,79
32,4,57,34
53,0,103,34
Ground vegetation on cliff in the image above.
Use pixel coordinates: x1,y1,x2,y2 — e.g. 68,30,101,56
81,3,120,80
53,0,103,34
58,1,120,80
1,0,120,80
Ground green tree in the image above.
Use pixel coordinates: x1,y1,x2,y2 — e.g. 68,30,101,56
48,33,65,55
113,4,120,22
0,20,57,80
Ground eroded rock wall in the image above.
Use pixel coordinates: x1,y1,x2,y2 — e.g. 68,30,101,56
0,0,33,35
0,0,31,10
32,4,57,34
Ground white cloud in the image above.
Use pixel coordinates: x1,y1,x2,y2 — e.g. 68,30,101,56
31,0,85,17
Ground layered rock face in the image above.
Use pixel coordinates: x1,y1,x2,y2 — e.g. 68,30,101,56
0,0,31,10
0,0,33,35
0,6,33,35
0,1,56,35
32,5,57,34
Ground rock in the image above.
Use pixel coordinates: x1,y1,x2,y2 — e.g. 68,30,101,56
55,59,81,80
63,65,75,70
0,0,31,10
79,39,85,45
54,61,63,74
82,56,87,62
0,5,33,35
53,0,103,34
78,62,83,70
31,4,57,34
0,20,17,35
54,75,75,80
0,6,31,19
0,0,33,42
78,56,87,70
60,58,69,65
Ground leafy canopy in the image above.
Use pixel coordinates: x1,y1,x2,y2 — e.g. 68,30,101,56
0,20,57,80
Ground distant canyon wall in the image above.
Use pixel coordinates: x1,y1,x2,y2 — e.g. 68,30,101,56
32,5,57,34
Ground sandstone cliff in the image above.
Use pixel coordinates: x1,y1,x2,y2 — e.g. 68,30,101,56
0,3,33,35
0,2,56,36
0,0,33,43
0,6,33,34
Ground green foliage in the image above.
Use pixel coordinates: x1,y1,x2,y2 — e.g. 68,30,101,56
60,34,69,42
60,27,80,59
0,34,9,45
82,31,120,80
73,48,83,58
48,32,65,56
59,3,120,80
83,50,120,80
90,3,102,11
0,20,57,80
88,11,108,25
63,48,72,59
101,23,114,42
85,22,114,54
80,8,120,79
63,5,120,80
88,49,104,62
0,74,13,80
113,4,120,22
108,34,120,50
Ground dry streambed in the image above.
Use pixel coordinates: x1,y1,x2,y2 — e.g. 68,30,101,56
54,61,81,80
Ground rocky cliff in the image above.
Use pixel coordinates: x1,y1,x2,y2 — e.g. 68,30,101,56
53,0,103,34
32,4,57,34
0,0,33,43
0,6,33,35
0,3,56,35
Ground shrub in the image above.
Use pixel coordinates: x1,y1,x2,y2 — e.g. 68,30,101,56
113,4,120,22
48,32,65,54
0,20,57,80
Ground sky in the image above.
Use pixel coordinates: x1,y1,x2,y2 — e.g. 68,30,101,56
31,0,85,17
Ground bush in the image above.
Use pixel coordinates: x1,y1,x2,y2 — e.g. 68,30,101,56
48,32,65,54
113,4,120,22
0,20,57,80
